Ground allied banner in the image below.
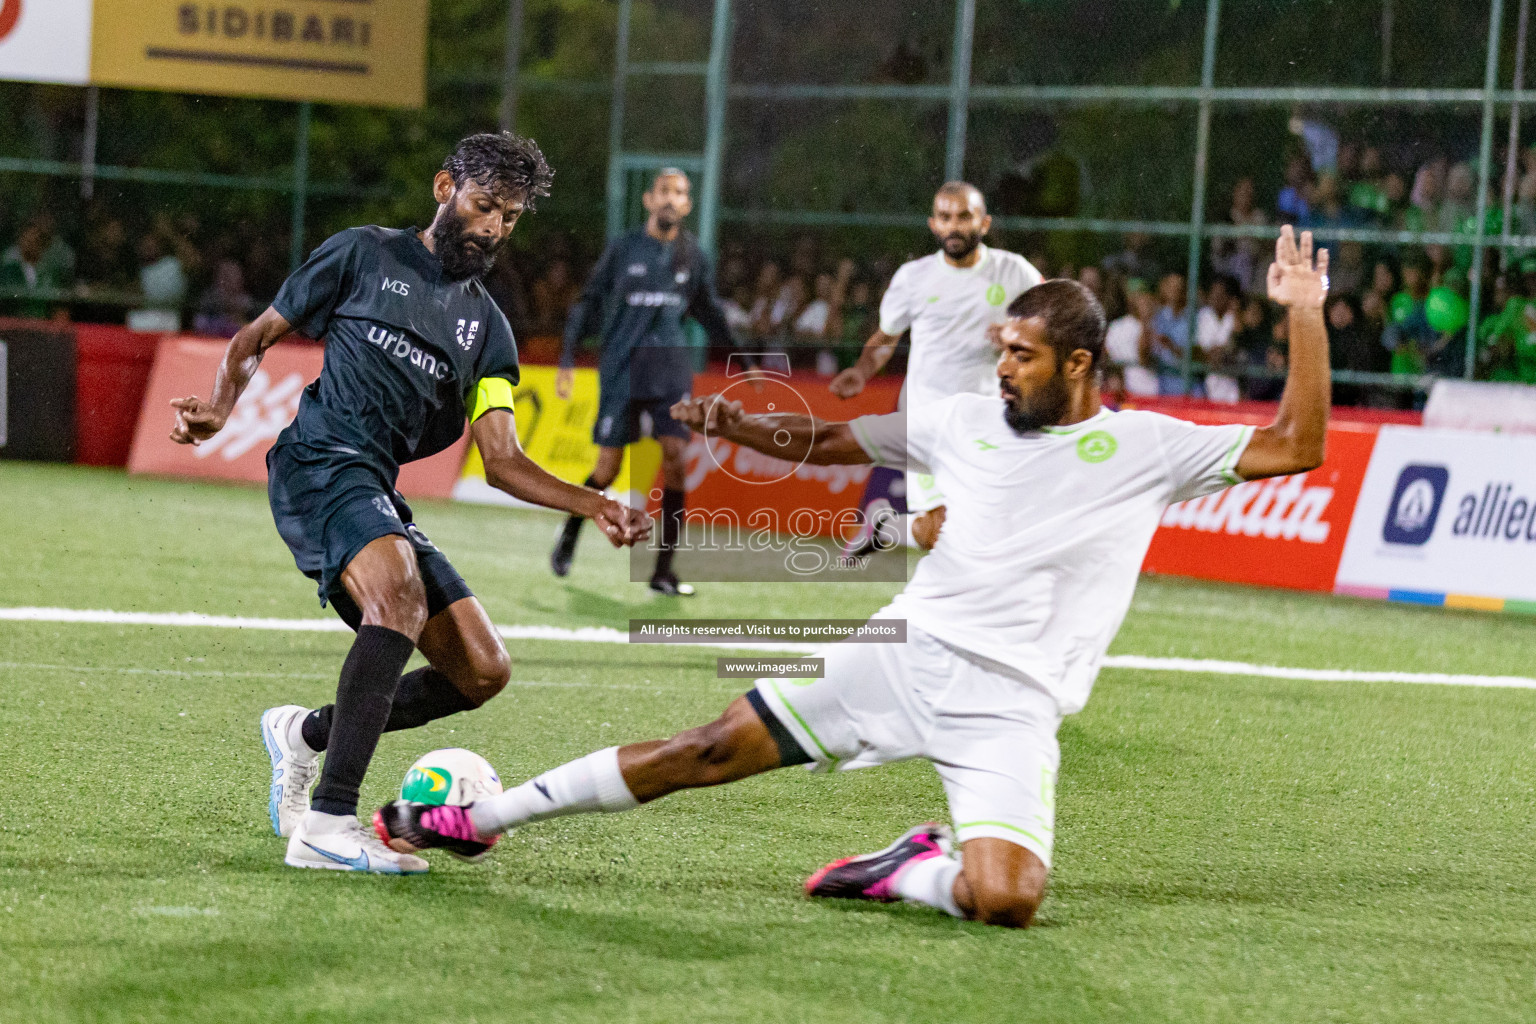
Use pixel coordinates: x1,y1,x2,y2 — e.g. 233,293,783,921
1335,426,1536,611
129,337,466,498
0,0,93,84
92,0,428,107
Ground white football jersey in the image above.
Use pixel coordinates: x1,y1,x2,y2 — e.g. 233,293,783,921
879,244,1043,409
851,395,1253,715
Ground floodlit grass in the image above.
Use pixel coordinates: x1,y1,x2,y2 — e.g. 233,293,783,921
3,462,1536,1023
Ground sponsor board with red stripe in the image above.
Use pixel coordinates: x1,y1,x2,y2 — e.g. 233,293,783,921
1142,422,1380,592
128,337,467,499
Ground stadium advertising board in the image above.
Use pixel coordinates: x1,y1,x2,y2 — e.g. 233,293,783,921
0,0,426,106
128,337,466,497
453,365,665,510
678,368,901,539
91,0,428,107
1142,422,1379,593
456,365,904,537
0,0,93,84
1336,426,1536,611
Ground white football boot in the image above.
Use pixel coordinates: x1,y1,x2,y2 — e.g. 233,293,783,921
260,705,320,837
285,812,429,875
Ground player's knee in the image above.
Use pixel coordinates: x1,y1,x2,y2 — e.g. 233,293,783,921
659,445,687,490
360,575,428,637
968,875,1045,929
466,644,511,704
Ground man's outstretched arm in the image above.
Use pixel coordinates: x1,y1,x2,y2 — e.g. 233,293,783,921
470,408,650,547
828,328,902,399
1235,226,1331,481
169,305,293,444
670,395,872,466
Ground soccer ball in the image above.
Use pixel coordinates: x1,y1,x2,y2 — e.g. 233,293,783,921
400,748,503,806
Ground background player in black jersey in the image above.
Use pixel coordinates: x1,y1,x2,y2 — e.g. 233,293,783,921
169,133,651,874
549,169,736,596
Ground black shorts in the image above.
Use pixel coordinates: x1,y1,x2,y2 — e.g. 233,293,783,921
267,442,473,622
593,392,691,448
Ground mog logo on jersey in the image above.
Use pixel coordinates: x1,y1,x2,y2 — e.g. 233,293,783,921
365,325,452,381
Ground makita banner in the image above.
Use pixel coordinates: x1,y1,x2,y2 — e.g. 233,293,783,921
678,367,902,541
128,337,467,498
1335,426,1536,611
1141,423,1378,592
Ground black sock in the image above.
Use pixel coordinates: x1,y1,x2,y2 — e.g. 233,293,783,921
301,666,477,751
653,487,685,578
309,625,416,817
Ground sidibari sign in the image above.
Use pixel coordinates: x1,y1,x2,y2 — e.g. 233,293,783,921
0,0,426,107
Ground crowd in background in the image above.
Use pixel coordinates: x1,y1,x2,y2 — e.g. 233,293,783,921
0,205,284,337
9,118,1536,406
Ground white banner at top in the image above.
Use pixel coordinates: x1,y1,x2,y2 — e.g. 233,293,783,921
0,0,93,85
1336,425,1536,604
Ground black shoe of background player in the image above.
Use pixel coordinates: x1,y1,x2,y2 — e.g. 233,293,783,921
649,571,695,597
551,528,577,578
373,801,497,862
843,498,898,560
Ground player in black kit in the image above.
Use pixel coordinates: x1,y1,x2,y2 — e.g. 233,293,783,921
550,169,736,596
169,133,650,874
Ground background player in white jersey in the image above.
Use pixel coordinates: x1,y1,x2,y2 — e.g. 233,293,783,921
830,182,1041,551
376,227,1330,928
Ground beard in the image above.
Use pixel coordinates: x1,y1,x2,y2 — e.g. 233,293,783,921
1001,373,1071,435
941,231,982,261
431,210,499,281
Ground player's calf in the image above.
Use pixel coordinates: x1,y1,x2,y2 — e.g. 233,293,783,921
417,601,510,706
617,695,785,801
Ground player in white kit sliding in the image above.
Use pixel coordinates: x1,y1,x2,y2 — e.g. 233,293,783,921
831,181,1041,550
376,227,1330,928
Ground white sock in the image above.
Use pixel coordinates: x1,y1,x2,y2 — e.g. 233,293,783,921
894,854,965,918
299,809,354,834
469,746,639,836
285,709,320,760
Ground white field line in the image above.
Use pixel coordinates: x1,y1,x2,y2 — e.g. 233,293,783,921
1,606,1533,691
0,661,715,691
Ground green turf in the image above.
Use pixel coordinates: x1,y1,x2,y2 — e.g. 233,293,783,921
3,462,1536,1023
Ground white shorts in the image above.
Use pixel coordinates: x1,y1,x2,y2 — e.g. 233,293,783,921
753,624,1061,867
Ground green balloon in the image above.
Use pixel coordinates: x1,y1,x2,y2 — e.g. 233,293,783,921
1389,292,1417,324
1426,287,1469,333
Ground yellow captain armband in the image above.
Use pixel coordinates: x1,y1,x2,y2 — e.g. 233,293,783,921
469,376,516,423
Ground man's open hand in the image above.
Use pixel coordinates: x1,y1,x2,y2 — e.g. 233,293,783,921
670,394,745,436
169,396,226,446
593,499,652,548
1266,225,1329,310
